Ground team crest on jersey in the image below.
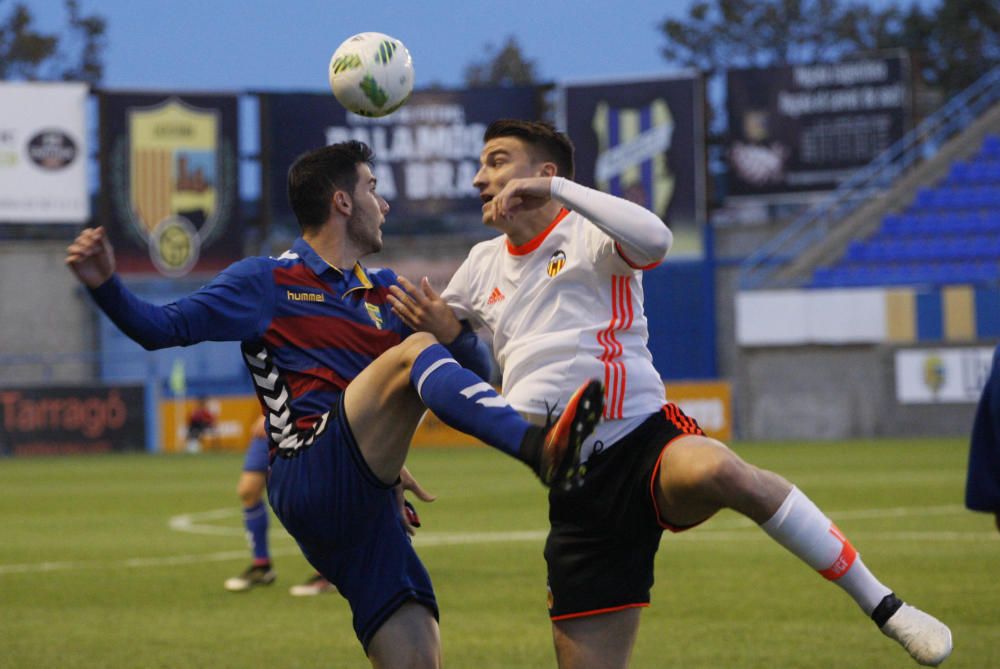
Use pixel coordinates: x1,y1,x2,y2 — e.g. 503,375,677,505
365,303,384,329
546,250,567,277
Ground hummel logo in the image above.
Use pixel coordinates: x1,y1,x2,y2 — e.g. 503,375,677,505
487,287,505,305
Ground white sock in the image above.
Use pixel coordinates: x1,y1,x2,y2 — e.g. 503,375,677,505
760,486,892,615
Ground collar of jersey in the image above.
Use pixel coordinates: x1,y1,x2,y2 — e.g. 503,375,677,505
293,237,374,294
506,208,570,256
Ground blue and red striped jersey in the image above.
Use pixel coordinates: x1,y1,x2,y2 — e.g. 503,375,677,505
90,237,413,432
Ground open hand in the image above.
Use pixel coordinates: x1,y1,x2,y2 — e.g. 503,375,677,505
389,275,462,343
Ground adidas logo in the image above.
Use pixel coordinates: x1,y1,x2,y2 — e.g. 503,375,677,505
487,287,505,305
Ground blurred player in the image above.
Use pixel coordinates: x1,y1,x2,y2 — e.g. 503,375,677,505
966,343,1000,534
224,415,276,591
224,414,337,595
390,120,953,668
66,139,600,668
186,396,216,453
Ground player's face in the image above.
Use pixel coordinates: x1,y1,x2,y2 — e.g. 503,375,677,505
473,136,542,224
346,163,389,255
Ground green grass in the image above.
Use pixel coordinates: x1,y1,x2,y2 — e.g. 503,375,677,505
0,438,997,668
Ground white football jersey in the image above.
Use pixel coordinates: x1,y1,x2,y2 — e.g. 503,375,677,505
443,208,667,450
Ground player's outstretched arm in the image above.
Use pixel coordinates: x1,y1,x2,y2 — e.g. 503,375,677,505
65,226,116,289
550,176,673,268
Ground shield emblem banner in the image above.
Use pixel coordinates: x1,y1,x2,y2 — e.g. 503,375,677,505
591,99,675,218
123,98,222,275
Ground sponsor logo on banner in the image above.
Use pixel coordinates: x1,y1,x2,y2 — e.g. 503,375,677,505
895,347,993,403
0,385,146,455
109,98,235,276
0,82,88,222
592,99,675,218
27,130,77,170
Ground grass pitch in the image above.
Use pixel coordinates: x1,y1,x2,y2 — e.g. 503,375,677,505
1,438,997,668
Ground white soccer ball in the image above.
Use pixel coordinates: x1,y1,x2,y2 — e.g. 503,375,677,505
328,32,414,118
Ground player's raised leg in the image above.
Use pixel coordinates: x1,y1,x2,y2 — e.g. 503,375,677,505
654,433,952,666
344,331,601,486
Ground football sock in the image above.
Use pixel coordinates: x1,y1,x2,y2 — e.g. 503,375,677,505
243,501,270,565
760,486,892,615
411,344,530,458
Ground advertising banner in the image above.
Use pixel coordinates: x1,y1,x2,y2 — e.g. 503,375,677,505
0,82,89,223
260,87,540,235
895,347,994,404
561,74,705,251
0,385,146,455
99,91,241,276
726,55,911,196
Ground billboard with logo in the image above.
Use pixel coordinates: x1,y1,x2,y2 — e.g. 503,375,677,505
895,347,993,404
726,55,911,196
260,87,540,236
0,82,89,223
0,385,146,455
99,91,241,276
560,74,705,255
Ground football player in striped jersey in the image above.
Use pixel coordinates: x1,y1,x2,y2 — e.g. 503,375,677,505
66,140,601,668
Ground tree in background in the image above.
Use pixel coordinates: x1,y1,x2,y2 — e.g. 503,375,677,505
0,0,106,84
660,0,999,98
463,36,538,87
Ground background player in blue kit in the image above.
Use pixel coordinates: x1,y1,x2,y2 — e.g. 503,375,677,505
223,416,278,592
66,140,602,668
221,414,366,596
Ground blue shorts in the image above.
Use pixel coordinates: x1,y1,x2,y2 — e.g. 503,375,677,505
242,436,270,473
266,395,438,650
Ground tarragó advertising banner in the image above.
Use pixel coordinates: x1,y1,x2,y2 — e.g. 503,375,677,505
726,55,911,196
0,82,89,223
99,91,242,277
260,87,539,236
0,385,146,455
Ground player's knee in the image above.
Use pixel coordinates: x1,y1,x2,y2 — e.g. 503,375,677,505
675,437,748,493
396,331,439,368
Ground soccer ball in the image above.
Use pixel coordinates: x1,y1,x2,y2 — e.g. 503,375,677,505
328,32,414,118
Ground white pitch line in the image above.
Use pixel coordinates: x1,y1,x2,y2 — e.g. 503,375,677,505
0,504,991,576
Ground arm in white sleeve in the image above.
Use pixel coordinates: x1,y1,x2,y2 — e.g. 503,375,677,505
550,176,672,268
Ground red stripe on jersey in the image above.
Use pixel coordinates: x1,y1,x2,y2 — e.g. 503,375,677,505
596,279,617,419
264,314,402,359
364,285,393,306
285,366,352,396
614,241,663,270
598,275,633,420
611,276,635,417
273,264,330,292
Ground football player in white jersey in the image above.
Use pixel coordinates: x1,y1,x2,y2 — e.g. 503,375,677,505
388,120,952,668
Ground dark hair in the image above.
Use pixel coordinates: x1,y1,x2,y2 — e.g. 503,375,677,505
287,140,374,232
483,119,575,180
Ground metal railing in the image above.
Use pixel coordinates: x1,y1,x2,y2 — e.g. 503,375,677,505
739,66,1000,290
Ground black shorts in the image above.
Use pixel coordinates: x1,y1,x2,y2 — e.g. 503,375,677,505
544,403,704,620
